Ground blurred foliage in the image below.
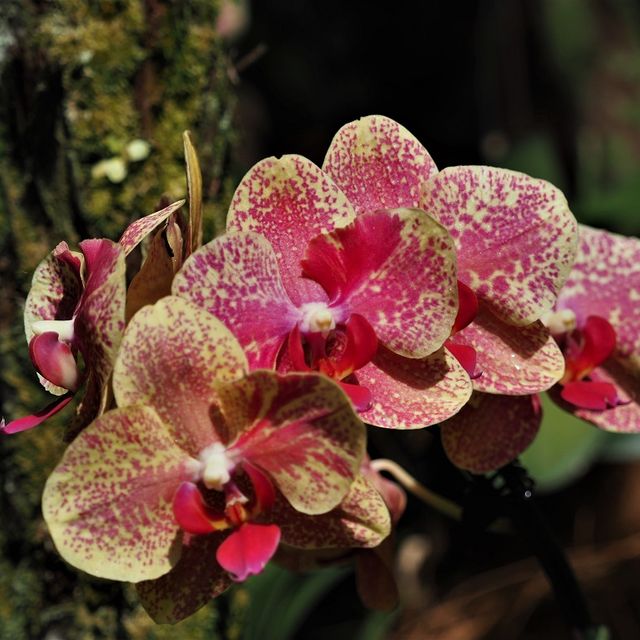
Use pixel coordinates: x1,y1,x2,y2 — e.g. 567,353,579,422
241,564,396,640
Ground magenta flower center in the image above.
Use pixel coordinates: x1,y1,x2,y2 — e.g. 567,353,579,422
544,311,627,411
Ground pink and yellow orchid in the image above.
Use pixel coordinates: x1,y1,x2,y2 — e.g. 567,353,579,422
1,200,184,435
42,296,388,623
544,224,640,432
173,154,472,430
323,115,575,394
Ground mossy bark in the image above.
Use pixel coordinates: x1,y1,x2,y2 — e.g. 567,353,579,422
0,1,239,636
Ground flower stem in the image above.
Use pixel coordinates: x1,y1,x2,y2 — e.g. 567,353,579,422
371,458,463,521
493,464,605,639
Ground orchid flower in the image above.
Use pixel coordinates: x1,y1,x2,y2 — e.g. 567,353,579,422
543,224,640,432
42,296,388,623
1,200,184,436
174,155,472,430
322,115,576,466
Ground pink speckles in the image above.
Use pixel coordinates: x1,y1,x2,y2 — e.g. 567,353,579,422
226,372,365,514
301,209,457,358
323,115,438,214
113,297,248,455
272,474,390,550
357,346,472,429
441,393,542,473
42,405,192,582
173,233,299,369
420,166,578,326
450,305,565,395
118,199,186,256
227,155,356,306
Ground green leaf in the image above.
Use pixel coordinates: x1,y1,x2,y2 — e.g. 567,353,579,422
355,610,399,640
242,564,348,640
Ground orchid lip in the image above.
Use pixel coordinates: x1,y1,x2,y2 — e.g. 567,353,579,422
31,318,75,343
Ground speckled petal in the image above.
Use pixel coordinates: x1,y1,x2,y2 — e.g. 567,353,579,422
356,347,472,429
24,242,83,395
173,232,298,369
301,209,458,358
550,362,640,433
218,371,365,514
556,225,640,369
226,155,356,305
71,239,127,433
113,296,247,456
273,474,391,549
118,199,186,256
441,393,542,473
450,306,565,395
42,405,193,582
136,532,232,623
323,115,438,213
420,166,578,325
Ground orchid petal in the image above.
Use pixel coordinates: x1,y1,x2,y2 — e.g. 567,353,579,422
550,362,640,433
42,405,194,582
356,347,472,429
561,381,622,410
217,371,365,514
173,232,297,368
421,166,577,325
340,381,373,412
301,209,457,358
137,532,231,623
242,462,276,514
226,155,356,305
444,341,479,379
452,280,479,334
216,522,281,581
564,316,617,381
118,199,186,256
173,482,228,535
69,239,127,434
441,393,542,473
24,242,83,395
274,474,391,549
113,296,247,455
323,115,438,213
29,332,79,391
450,306,565,394
286,324,312,372
340,313,379,372
361,458,407,525
1,394,73,435
557,225,640,369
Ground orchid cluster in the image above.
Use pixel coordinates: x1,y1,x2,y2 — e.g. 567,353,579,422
3,117,639,624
